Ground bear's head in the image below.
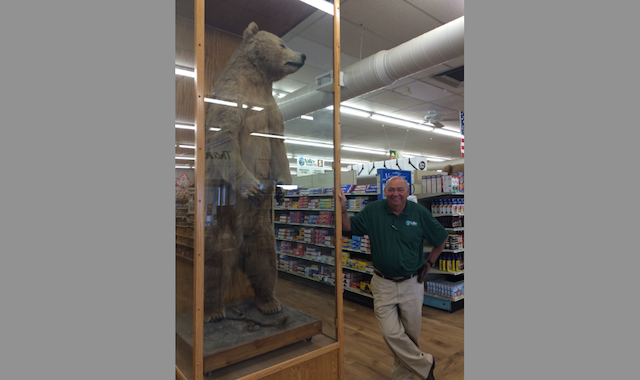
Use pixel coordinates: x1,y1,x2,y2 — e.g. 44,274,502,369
241,22,306,81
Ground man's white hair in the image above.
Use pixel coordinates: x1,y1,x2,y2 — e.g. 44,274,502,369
383,176,409,192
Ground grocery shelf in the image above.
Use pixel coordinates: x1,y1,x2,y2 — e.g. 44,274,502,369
422,293,464,313
415,192,464,200
274,222,335,228
344,287,373,298
275,207,335,211
424,292,464,302
429,268,464,276
343,266,374,275
275,237,335,249
342,247,371,255
278,252,335,266
277,268,335,286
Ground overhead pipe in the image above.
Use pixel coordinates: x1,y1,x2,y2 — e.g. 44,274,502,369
277,16,464,121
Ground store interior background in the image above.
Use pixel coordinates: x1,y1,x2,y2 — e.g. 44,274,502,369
175,0,465,185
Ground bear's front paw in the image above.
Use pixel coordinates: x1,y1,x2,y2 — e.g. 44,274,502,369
241,183,265,201
255,298,282,315
204,310,226,323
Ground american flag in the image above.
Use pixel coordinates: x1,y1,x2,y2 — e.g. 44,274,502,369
460,111,465,157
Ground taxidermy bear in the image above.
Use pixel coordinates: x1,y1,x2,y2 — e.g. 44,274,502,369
203,22,306,322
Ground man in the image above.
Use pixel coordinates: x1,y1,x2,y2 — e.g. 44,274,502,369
338,176,447,380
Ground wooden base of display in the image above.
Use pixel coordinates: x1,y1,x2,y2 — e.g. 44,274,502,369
176,299,323,375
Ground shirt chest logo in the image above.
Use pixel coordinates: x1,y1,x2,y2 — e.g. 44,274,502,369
405,220,418,227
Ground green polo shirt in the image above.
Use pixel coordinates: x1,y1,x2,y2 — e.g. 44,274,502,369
348,200,448,278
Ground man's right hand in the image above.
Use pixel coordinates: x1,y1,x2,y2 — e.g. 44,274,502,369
336,189,347,213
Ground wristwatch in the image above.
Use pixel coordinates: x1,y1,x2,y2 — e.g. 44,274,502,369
426,259,435,267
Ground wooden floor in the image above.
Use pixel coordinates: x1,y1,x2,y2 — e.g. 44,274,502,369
274,276,464,380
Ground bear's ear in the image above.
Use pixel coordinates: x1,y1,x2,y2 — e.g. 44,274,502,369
243,22,259,41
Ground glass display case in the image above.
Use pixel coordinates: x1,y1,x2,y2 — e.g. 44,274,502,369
176,1,344,379
176,1,465,378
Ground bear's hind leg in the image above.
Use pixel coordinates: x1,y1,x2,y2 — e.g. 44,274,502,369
203,231,236,322
241,216,281,315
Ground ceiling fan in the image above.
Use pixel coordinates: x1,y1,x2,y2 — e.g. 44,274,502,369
421,110,448,129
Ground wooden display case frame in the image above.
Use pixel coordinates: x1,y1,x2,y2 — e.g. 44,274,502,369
176,1,345,379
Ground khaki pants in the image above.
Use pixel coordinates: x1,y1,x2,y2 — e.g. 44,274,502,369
371,273,434,380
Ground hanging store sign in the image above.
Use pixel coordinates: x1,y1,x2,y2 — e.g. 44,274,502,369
460,111,465,158
296,156,326,177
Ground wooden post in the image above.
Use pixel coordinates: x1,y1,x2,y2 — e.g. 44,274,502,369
193,0,205,379
332,2,344,380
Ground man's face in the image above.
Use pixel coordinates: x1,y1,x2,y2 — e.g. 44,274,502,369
384,178,409,209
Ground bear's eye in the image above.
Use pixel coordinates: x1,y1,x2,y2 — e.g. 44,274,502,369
280,44,285,49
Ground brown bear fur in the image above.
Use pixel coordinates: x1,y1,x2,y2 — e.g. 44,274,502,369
442,163,464,176
203,22,305,322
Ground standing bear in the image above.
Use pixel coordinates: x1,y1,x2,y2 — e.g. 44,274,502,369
203,22,306,322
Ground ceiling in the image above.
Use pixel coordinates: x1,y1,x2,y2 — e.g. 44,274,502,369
176,0,464,172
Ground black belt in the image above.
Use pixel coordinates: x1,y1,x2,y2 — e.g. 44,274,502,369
373,269,417,282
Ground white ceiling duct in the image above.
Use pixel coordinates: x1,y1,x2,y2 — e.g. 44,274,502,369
277,16,464,121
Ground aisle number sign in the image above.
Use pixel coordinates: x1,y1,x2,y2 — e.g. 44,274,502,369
297,157,326,177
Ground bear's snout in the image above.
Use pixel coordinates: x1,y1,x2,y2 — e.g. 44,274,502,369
301,54,306,63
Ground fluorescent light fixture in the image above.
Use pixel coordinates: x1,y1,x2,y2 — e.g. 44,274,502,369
175,156,195,160
175,67,195,78
341,107,371,118
370,114,421,129
242,104,264,110
442,126,461,133
250,132,286,140
178,145,195,149
285,139,334,148
433,129,463,138
299,0,334,15
425,158,446,162
175,165,192,169
277,184,298,190
301,115,314,120
204,98,238,107
175,123,221,132
342,146,388,155
290,171,296,175
340,159,367,165
341,168,351,172
289,164,297,168
370,114,436,132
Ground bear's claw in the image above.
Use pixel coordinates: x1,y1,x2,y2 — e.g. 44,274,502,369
204,311,226,323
